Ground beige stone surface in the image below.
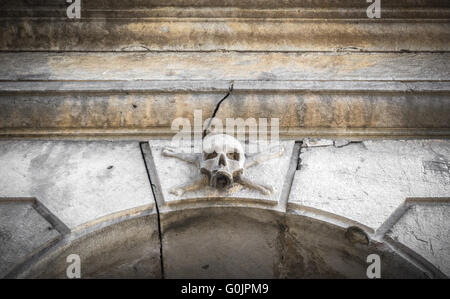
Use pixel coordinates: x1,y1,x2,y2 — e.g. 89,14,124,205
1,52,448,138
1,90,448,139
1,19,449,52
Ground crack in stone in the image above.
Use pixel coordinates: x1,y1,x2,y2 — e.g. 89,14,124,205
333,140,365,148
411,231,429,244
139,142,165,279
302,139,365,149
202,81,234,138
278,141,302,212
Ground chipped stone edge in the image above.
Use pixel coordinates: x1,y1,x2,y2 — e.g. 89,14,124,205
0,197,69,235
287,203,376,233
0,198,64,278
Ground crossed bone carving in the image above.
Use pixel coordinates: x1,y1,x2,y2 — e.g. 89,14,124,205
162,134,285,197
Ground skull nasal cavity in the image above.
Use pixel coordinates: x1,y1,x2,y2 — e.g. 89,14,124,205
219,153,227,166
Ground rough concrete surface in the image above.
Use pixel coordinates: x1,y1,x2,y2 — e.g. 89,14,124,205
0,141,154,230
0,201,61,278
387,203,450,277
1,19,449,52
289,139,450,230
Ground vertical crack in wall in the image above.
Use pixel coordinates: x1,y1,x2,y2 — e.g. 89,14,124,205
296,143,303,171
139,142,165,279
276,140,303,277
278,140,302,212
138,81,232,278
202,81,234,138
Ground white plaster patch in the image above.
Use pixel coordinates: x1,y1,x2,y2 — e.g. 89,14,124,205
289,140,450,230
0,141,154,230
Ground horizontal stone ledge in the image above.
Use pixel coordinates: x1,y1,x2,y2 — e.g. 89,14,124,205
3,0,449,10
2,8,450,19
1,52,449,82
1,20,449,51
1,128,450,139
1,80,449,93
385,200,450,277
0,91,449,129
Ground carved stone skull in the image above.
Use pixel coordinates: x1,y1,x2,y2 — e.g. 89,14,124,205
162,132,283,196
200,134,245,189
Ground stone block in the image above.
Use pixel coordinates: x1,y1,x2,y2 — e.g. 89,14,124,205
0,200,61,278
289,139,450,230
0,141,154,230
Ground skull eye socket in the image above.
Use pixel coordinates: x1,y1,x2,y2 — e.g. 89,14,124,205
226,152,240,161
205,151,218,160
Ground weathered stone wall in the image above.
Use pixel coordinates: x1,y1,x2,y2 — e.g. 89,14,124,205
1,139,449,278
0,1,449,279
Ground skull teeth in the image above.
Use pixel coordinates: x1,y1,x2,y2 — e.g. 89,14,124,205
211,172,232,188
